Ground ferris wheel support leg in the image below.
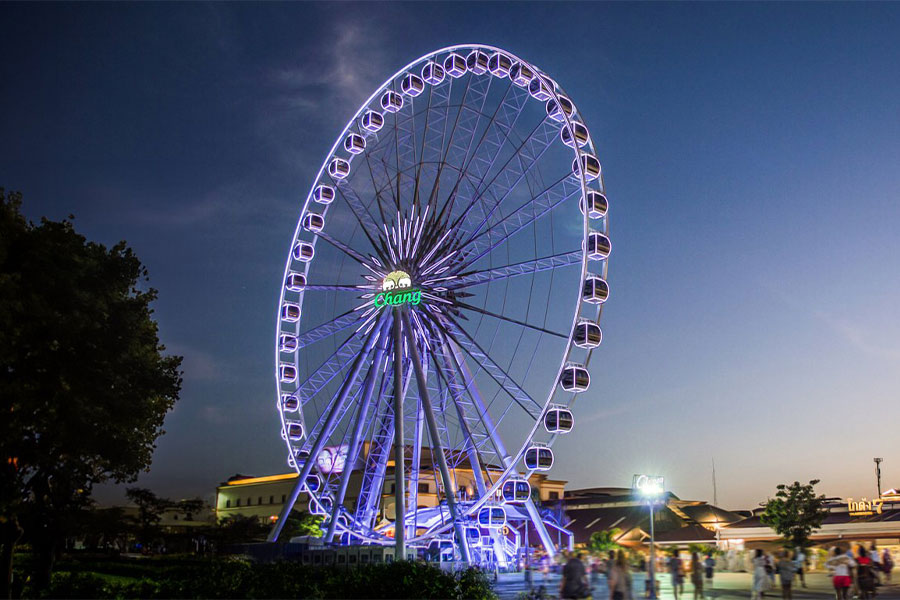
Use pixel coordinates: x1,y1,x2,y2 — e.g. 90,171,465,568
392,309,406,561
447,340,557,560
324,319,390,543
268,313,387,542
401,311,471,565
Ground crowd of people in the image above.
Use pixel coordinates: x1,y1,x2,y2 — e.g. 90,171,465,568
520,543,895,600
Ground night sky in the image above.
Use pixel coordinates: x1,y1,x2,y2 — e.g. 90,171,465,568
3,2,900,510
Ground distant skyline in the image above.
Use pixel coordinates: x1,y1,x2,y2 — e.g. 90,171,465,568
2,2,899,511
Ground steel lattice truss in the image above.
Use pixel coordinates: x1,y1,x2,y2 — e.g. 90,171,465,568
269,45,610,568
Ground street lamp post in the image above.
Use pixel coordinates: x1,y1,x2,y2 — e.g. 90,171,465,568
875,458,883,498
634,475,665,600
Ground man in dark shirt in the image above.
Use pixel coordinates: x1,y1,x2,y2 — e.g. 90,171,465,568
561,552,590,599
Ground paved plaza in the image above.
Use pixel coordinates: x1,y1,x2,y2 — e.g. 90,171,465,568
495,571,900,600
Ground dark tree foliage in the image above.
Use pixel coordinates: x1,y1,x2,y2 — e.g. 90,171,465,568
760,479,829,550
279,510,324,540
212,515,269,546
125,488,172,549
0,189,182,596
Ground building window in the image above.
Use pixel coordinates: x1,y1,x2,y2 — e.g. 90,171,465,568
173,514,178,521
549,491,559,500
388,484,395,494
247,497,252,506
226,500,231,508
282,494,286,503
258,496,263,505
269,495,274,504
418,483,429,493
236,498,241,507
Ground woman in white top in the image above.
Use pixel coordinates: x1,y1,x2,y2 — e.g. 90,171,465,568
752,549,772,600
825,546,857,600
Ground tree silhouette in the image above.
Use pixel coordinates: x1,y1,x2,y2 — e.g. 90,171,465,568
0,189,182,595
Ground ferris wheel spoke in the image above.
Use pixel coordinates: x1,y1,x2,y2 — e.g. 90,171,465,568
437,77,518,230
436,249,583,291
431,344,489,497
452,300,567,339
330,181,392,263
432,75,493,230
324,321,390,542
313,229,379,271
439,316,543,419
461,116,561,243
401,310,471,563
443,82,530,237
457,174,582,271
296,309,366,349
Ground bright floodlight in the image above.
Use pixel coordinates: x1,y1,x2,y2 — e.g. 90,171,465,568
633,474,665,497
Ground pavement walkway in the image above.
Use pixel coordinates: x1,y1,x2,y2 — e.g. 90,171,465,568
495,571,900,600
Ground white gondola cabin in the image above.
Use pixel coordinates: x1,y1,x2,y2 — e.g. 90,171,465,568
282,394,300,412
281,302,301,322
580,191,608,219
313,184,335,204
302,212,325,233
544,406,575,433
573,320,602,349
509,62,535,87
561,122,589,148
582,274,609,304
280,334,298,353
478,506,507,528
488,52,512,77
286,421,304,441
304,473,322,493
528,75,553,101
572,154,601,181
465,526,481,545
587,232,611,260
524,445,554,471
421,61,445,85
343,133,366,154
380,90,403,113
443,52,467,78
360,110,384,133
279,363,297,383
560,363,590,393
466,50,489,75
328,157,350,179
292,241,315,262
285,271,307,291
546,95,575,122
501,478,531,503
401,73,425,97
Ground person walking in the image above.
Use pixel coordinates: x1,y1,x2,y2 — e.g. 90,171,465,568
669,550,685,600
752,549,772,600
690,552,704,600
560,552,591,600
703,552,716,599
870,543,883,585
793,547,807,588
826,546,856,600
608,550,633,600
776,550,797,600
856,546,877,600
882,548,894,583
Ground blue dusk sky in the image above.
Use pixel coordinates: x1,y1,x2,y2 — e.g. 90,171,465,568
2,2,899,510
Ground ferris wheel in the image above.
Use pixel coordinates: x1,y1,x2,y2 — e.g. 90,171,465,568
268,44,609,565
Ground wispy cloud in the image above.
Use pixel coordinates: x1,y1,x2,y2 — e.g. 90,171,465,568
766,284,900,362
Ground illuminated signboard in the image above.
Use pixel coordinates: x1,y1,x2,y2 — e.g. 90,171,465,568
632,474,665,496
375,270,422,309
847,497,884,516
316,445,349,475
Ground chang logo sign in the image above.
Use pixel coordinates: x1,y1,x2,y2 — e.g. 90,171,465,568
375,270,422,308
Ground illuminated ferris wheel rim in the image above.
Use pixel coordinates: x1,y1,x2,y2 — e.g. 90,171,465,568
273,43,609,549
